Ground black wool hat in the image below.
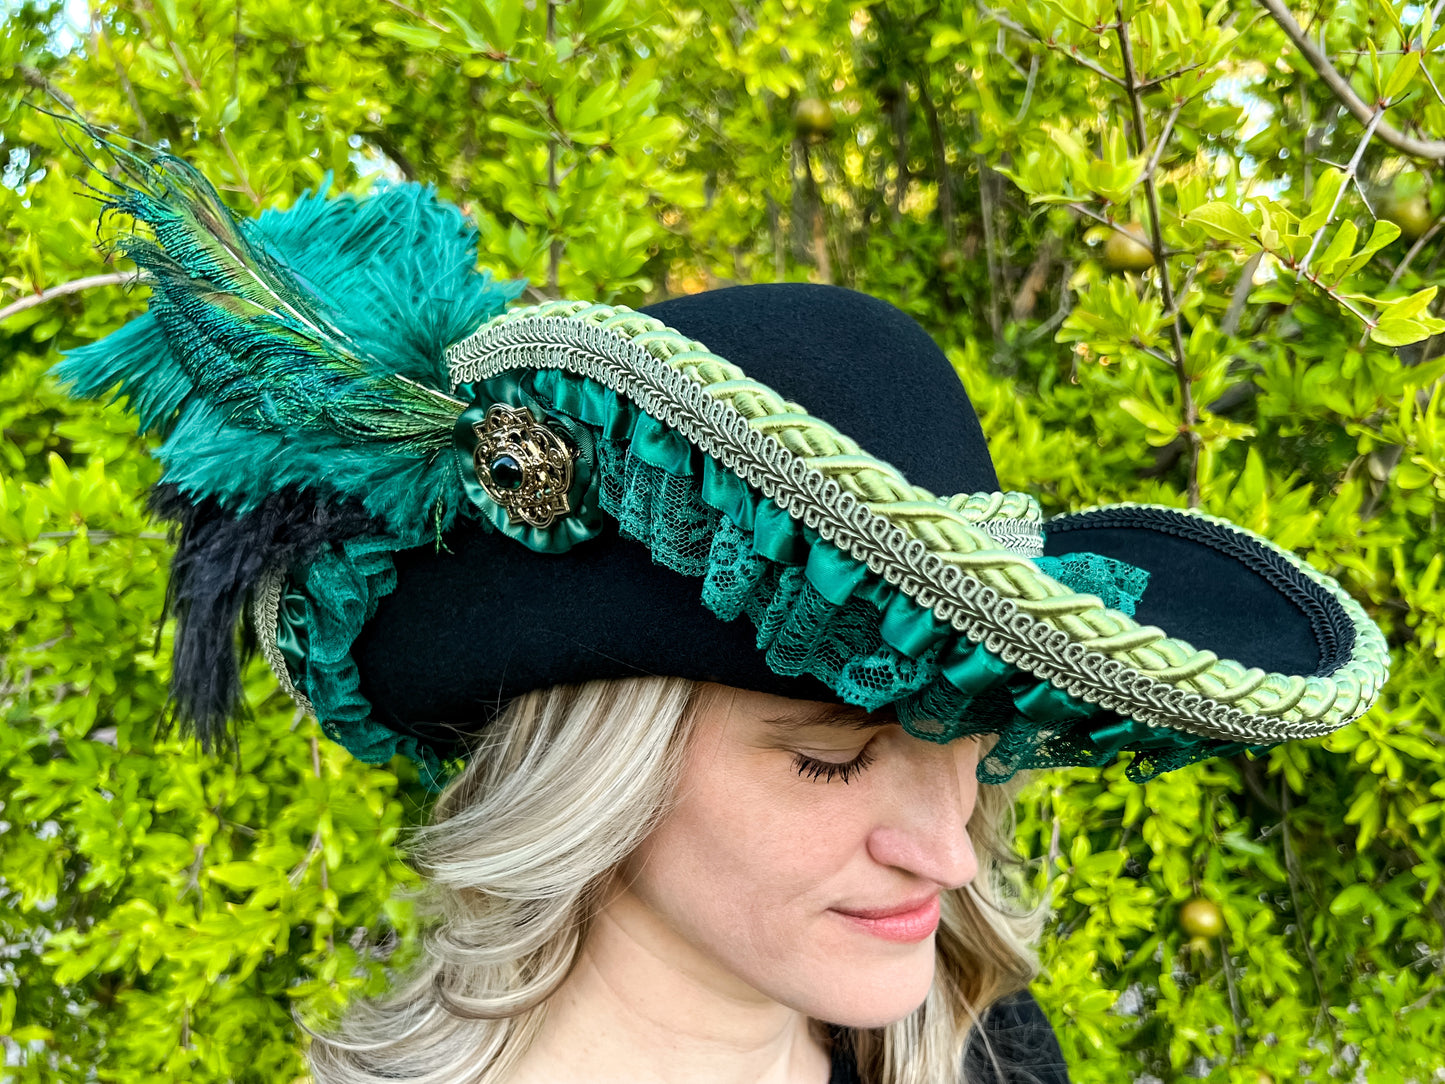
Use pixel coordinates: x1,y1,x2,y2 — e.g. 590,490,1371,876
59,143,1389,785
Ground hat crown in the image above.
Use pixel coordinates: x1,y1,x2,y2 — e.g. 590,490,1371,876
640,284,998,497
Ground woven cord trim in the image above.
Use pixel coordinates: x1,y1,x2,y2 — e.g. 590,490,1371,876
444,301,1388,745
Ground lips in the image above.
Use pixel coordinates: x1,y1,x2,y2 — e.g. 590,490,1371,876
831,895,941,943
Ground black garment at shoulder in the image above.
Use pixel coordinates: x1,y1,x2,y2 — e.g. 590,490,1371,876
961,990,1071,1084
827,990,1070,1084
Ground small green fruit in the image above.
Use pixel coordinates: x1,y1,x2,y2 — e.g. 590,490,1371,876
1103,222,1155,272
794,97,836,142
1179,896,1224,939
1380,190,1435,242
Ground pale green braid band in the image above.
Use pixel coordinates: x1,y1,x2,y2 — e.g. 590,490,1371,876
443,299,1388,746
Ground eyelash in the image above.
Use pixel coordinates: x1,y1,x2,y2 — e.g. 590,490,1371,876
792,744,877,784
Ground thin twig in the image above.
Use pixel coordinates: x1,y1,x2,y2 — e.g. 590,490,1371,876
1298,105,1385,277
95,22,151,142
1418,57,1445,109
34,530,169,542
1219,927,1246,1057
18,64,79,114
994,27,1029,78
1138,62,1203,90
918,78,955,250
984,7,1126,87
167,40,260,203
1021,303,1070,344
291,737,329,887
1116,6,1201,505
1015,53,1040,122
888,81,910,223
1257,0,1445,161
976,152,1004,336
1069,202,1187,255
1280,780,1333,1041
378,0,451,33
1386,218,1445,288
180,843,207,901
0,272,141,323
1142,100,1185,181
1164,256,1204,322
1130,338,1177,367
1222,251,1265,336
545,0,561,296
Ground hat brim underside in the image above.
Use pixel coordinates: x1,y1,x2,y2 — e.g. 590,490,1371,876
434,300,1387,769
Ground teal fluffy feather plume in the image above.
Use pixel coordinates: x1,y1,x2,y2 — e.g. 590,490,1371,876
54,127,526,746
58,131,525,535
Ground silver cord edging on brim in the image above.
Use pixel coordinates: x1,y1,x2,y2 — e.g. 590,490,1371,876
253,566,315,717
975,519,1043,558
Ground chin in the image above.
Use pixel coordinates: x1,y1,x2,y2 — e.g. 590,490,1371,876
795,946,938,1029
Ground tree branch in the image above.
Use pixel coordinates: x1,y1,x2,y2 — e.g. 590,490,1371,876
1257,0,1445,161
983,7,1126,87
1280,779,1334,1041
1298,105,1385,278
1116,7,1201,506
0,271,141,324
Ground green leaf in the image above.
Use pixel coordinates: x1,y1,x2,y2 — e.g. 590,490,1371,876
1120,396,1181,439
1329,882,1375,915
1382,285,1438,322
1312,218,1358,279
1300,169,1346,233
1185,201,1255,244
489,115,550,140
373,19,444,49
1256,199,1284,250
1372,315,1444,347
441,5,491,50
1382,50,1421,102
208,862,282,890
491,0,523,52
1340,219,1402,276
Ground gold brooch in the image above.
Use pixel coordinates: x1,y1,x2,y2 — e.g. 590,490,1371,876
472,404,577,529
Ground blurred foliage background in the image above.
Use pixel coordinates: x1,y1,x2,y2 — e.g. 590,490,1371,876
3,0,1444,1080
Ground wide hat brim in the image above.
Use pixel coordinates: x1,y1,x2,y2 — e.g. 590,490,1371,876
339,285,1388,783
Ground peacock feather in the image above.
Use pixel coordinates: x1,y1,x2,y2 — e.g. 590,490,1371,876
56,126,526,744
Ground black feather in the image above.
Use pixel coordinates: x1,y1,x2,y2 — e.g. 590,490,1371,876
149,485,380,748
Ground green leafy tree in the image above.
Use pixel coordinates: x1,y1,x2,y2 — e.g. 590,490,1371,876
3,0,1443,1079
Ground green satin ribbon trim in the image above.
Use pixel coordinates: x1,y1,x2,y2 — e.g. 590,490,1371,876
288,360,1266,786
275,585,310,692
524,368,1187,759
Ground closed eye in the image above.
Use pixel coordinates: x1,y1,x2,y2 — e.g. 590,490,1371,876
792,743,877,784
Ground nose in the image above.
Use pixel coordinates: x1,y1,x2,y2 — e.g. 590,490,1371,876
864,736,980,890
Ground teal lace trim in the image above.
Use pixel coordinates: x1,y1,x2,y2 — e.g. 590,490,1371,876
1034,553,1150,618
285,368,1273,785
277,536,452,787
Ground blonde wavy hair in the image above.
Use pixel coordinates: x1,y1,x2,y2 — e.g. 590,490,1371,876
305,677,1049,1084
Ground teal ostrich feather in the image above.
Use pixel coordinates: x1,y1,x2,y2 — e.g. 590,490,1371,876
58,135,525,537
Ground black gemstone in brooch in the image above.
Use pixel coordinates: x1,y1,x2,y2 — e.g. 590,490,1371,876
472,404,577,529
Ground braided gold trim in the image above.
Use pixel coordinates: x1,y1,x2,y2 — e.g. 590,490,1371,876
444,300,1388,744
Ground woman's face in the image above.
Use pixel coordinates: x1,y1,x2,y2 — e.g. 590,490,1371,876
614,684,986,1029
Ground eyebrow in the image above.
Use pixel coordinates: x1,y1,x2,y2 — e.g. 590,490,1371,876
761,703,896,731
